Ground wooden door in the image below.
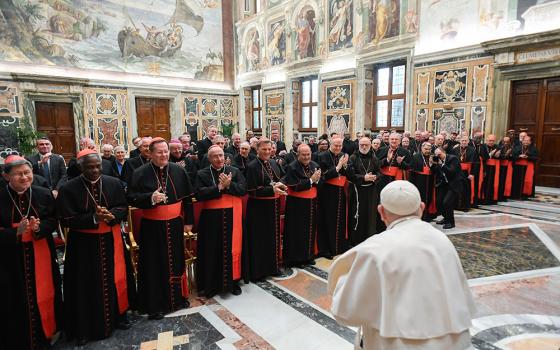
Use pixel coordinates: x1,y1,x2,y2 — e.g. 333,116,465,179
35,102,76,161
135,98,171,140
510,77,560,187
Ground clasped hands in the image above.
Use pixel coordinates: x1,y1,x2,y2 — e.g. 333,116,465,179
336,154,349,172
364,172,377,182
387,150,404,164
17,216,41,240
152,187,168,205
273,182,288,196
96,205,115,223
310,169,321,183
218,173,233,191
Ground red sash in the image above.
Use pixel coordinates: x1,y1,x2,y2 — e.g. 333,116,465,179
77,221,129,314
460,163,475,204
143,202,182,220
515,159,535,196
380,166,405,180
485,159,501,201
325,176,347,187
478,157,484,199
14,223,57,338
500,159,513,197
194,195,243,280
413,167,437,214
287,187,317,199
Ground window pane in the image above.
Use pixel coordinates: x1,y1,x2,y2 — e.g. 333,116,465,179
255,0,260,13
302,107,310,129
377,68,389,96
253,111,260,128
392,65,405,94
311,106,318,128
391,99,404,127
376,100,388,127
302,80,311,103
252,89,259,108
311,79,319,102
245,0,250,12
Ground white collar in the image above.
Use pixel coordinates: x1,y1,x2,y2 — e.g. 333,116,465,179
387,215,420,230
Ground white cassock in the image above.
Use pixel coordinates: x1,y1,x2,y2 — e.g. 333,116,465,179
328,216,476,350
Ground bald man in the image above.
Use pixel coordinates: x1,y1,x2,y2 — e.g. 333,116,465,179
480,135,501,204
121,136,152,186
329,181,475,350
377,133,411,197
317,136,352,259
194,146,246,297
283,144,321,267
66,137,117,181
198,125,218,156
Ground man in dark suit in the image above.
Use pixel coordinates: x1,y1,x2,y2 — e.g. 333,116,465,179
26,137,67,198
433,146,463,229
197,125,218,157
225,133,242,156
270,129,286,153
129,137,142,158
121,136,151,186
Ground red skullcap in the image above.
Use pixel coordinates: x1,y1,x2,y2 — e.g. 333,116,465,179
77,149,98,159
4,155,27,164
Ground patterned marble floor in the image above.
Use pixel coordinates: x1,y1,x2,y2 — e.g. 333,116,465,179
54,188,560,350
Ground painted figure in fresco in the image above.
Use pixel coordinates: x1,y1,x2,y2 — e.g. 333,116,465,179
296,8,316,59
246,30,261,71
329,0,353,50
268,22,286,65
405,8,418,33
370,0,399,44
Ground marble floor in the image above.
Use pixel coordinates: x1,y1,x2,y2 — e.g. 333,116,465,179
54,189,560,350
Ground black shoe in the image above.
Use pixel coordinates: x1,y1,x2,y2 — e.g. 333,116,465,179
435,219,446,225
232,284,242,296
306,259,316,266
148,312,164,320
117,313,131,330
76,338,88,346
442,223,455,229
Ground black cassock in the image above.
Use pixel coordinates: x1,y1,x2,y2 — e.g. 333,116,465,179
377,147,412,190
282,160,319,266
245,158,284,281
479,144,502,204
232,153,255,178
58,175,131,342
121,155,150,186
317,151,351,258
409,153,438,221
511,145,539,199
194,166,246,297
498,145,514,202
451,146,477,210
127,162,194,314
0,185,63,350
348,151,380,246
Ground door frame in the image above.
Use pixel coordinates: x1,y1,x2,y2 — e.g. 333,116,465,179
25,92,84,154
128,88,182,140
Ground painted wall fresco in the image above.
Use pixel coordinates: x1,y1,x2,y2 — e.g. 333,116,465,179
295,6,317,59
245,28,262,72
328,0,353,51
417,0,560,55
369,0,400,44
181,94,238,140
0,0,225,81
268,19,286,66
412,57,493,136
83,88,132,150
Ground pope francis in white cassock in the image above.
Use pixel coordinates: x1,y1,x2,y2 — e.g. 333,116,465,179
328,180,476,350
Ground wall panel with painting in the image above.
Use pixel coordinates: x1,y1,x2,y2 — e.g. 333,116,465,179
412,57,494,136
181,93,238,141
322,78,355,137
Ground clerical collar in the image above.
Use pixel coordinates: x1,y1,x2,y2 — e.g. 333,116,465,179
82,175,101,184
387,216,419,230
151,162,167,170
211,165,224,172
8,183,29,196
